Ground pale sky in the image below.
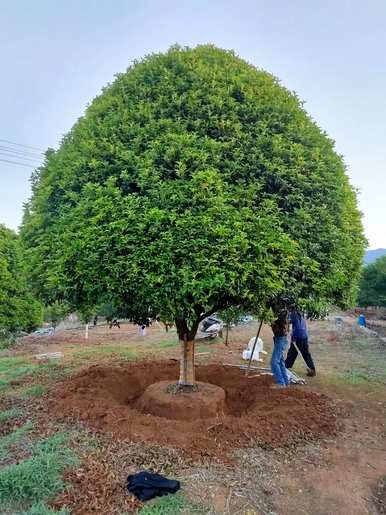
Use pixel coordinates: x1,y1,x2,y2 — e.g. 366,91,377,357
1,0,385,248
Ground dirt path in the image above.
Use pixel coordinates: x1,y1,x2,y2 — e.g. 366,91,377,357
275,396,386,515
273,316,386,515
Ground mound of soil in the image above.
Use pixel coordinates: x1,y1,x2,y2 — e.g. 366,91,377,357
51,361,336,458
137,381,226,420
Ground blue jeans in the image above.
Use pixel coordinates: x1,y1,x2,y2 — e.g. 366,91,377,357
271,336,289,386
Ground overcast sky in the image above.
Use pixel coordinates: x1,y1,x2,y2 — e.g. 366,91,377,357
1,0,385,248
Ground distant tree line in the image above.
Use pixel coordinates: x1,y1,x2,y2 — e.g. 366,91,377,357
358,256,386,307
0,224,42,334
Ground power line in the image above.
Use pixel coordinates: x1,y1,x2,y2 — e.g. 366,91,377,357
0,138,45,152
0,145,44,159
0,157,38,168
0,152,42,164
0,147,43,161
0,147,43,160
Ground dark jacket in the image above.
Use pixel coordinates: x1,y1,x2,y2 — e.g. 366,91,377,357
271,318,289,338
290,311,308,340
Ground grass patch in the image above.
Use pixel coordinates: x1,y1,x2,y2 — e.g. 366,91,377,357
0,407,23,423
139,492,203,514
197,336,223,348
196,344,217,354
22,384,46,398
314,333,386,387
0,422,33,462
74,345,139,362
0,432,78,509
0,356,37,391
16,501,69,514
324,365,385,388
153,340,178,349
32,361,73,381
112,347,140,360
337,368,375,385
0,331,16,351
0,356,31,373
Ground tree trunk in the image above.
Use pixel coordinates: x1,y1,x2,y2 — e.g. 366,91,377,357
178,339,195,386
225,323,229,346
175,317,200,387
85,323,89,340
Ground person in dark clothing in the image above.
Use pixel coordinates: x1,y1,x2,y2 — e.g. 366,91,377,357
285,308,316,377
270,310,290,388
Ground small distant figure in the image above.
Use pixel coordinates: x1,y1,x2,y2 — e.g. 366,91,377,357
164,322,173,332
358,313,366,328
109,319,121,329
138,324,147,336
93,315,98,327
334,316,343,325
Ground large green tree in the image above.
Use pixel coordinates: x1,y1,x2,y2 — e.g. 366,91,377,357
0,224,42,333
358,256,386,307
21,45,365,385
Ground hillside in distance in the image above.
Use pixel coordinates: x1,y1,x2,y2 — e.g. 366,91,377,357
364,248,386,265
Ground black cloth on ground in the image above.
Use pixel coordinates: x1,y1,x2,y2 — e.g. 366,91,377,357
127,471,180,501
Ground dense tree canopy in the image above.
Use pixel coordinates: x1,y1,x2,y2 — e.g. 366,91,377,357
358,256,386,307
21,45,365,344
0,224,42,333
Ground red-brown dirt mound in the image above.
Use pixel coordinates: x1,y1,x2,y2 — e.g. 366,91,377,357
137,381,226,420
51,361,336,459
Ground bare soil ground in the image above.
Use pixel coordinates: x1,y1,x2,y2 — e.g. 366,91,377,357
1,316,386,514
50,361,336,459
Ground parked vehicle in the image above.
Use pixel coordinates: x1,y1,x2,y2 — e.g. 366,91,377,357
197,316,224,339
237,315,254,325
34,327,54,335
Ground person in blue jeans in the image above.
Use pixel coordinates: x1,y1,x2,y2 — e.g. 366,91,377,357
270,310,289,388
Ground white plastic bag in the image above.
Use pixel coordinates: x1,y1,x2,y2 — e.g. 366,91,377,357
242,336,267,362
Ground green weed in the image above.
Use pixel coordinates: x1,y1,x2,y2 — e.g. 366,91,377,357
0,356,30,374
139,492,203,514
16,500,69,515
196,344,216,354
113,348,140,360
74,345,139,361
0,422,33,462
0,331,16,351
22,385,46,398
154,340,178,349
338,368,372,384
0,433,78,507
32,361,73,380
0,356,37,391
0,407,23,423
